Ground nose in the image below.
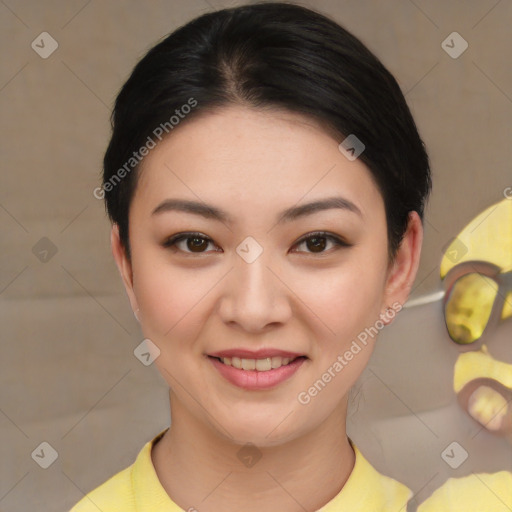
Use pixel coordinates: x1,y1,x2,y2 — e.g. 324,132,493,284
217,249,292,333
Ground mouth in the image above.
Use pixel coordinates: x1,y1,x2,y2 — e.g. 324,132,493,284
206,353,308,390
207,354,308,372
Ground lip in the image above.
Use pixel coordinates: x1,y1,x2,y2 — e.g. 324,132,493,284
207,348,306,359
208,355,307,390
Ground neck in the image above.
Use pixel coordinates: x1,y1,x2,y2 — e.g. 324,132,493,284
151,391,356,512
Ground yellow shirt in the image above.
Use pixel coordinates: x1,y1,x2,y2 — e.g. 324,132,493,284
69,428,413,511
417,470,512,512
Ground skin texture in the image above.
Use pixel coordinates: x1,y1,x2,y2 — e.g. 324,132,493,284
111,105,423,511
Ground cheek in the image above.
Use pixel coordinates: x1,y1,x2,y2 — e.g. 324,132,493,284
294,245,388,390
132,252,216,344
295,252,388,338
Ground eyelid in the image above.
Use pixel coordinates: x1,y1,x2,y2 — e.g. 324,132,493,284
162,232,219,253
292,231,351,250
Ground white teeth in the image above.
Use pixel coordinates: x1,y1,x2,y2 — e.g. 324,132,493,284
219,356,295,371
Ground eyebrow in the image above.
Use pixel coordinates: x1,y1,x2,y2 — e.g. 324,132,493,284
151,196,363,224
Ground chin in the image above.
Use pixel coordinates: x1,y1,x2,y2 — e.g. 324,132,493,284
214,408,311,449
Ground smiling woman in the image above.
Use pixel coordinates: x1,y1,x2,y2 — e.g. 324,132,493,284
70,2,432,512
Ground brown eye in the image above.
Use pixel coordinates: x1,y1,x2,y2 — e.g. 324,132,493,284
162,233,218,254
186,236,210,252
162,231,350,256
293,232,350,254
305,235,327,252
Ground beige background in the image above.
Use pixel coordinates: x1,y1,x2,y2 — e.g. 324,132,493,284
1,0,511,510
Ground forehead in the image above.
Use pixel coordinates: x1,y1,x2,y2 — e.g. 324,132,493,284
131,105,383,221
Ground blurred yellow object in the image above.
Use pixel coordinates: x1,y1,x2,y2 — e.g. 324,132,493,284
441,198,512,346
417,471,512,511
454,345,512,394
467,384,509,431
444,273,498,344
440,198,512,279
453,345,512,434
503,290,512,320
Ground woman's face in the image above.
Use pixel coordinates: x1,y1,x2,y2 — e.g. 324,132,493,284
113,105,416,446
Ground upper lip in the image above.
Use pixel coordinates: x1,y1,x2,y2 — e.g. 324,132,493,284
207,348,306,359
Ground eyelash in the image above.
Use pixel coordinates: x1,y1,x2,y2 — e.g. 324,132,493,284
162,231,351,256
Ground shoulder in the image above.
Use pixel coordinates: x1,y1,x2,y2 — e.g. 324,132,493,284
351,443,413,506
417,471,512,512
319,440,413,511
68,464,135,512
68,429,169,512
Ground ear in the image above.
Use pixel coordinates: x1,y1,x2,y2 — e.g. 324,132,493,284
381,211,424,323
111,223,140,317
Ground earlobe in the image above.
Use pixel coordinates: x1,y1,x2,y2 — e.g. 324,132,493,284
110,224,140,315
379,306,397,326
382,211,424,312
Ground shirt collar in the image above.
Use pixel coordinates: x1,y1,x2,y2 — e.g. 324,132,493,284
131,428,412,511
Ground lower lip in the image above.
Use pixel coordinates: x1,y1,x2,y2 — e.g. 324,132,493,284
208,356,307,390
